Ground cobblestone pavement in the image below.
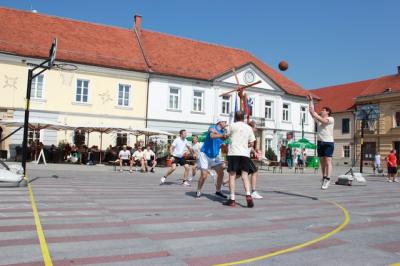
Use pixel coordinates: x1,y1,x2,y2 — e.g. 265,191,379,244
0,163,399,265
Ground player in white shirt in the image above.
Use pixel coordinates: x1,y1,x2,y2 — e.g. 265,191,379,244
223,111,256,208
308,94,335,190
143,145,157,173
118,145,133,172
160,129,192,186
189,135,202,182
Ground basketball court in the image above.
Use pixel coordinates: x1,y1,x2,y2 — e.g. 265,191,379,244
1,164,400,265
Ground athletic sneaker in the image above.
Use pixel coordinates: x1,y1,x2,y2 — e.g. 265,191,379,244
182,180,191,186
150,168,155,173
160,176,166,184
321,178,331,190
196,191,202,198
215,191,227,198
251,191,263,199
223,199,236,207
188,176,193,182
246,195,254,208
394,179,400,183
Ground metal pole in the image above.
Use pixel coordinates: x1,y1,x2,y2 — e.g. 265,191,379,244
360,119,365,173
301,117,304,139
21,69,33,175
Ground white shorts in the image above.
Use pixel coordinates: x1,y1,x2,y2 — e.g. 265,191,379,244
198,152,223,170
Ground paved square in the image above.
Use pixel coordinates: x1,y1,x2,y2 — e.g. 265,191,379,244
0,164,399,265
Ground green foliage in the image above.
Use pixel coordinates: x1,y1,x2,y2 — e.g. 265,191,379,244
265,148,276,160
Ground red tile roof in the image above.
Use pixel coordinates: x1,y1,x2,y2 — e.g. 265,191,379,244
140,30,309,97
0,7,310,97
360,74,400,96
0,7,148,72
311,79,376,113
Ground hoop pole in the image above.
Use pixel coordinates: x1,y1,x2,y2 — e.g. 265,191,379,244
22,69,33,174
360,119,365,173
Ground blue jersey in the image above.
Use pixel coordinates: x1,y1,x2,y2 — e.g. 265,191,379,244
201,125,224,159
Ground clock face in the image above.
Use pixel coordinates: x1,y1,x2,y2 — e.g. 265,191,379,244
244,70,255,84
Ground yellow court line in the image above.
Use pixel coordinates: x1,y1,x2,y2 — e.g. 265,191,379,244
28,180,53,266
214,199,350,266
390,263,400,266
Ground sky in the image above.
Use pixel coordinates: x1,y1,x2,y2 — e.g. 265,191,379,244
1,0,399,89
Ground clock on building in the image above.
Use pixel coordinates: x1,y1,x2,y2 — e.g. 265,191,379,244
244,70,255,84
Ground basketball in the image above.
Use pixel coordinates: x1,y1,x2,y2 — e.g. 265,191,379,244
278,60,288,71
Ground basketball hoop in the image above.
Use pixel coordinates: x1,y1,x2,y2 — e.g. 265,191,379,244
367,120,377,131
54,63,78,86
48,38,57,68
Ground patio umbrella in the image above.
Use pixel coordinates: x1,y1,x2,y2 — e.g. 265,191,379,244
127,127,175,137
74,124,125,164
288,138,317,149
0,118,71,131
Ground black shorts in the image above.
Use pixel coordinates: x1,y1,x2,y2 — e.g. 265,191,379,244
121,159,130,165
237,159,258,175
133,159,142,165
147,159,154,166
388,166,398,174
227,156,252,174
172,156,187,166
317,141,334,157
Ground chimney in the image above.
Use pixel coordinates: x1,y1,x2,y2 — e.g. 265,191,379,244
134,15,142,32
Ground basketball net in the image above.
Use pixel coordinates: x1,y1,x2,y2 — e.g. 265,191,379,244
58,69,75,86
367,120,376,131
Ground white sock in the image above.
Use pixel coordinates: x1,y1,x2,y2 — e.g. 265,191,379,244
230,193,235,200
246,191,251,196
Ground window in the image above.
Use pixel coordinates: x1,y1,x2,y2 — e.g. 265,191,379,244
363,142,376,161
247,96,255,116
265,101,273,119
282,103,290,122
192,90,204,112
343,145,350,158
76,79,89,103
118,84,131,107
221,96,231,115
265,138,272,150
169,87,180,110
300,106,307,124
342,118,350,134
116,133,127,146
28,129,40,143
395,112,400,127
31,74,44,99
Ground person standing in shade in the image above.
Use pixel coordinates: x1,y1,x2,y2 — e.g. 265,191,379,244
223,111,256,207
308,94,335,190
286,147,293,169
195,118,228,199
160,129,192,186
374,152,381,175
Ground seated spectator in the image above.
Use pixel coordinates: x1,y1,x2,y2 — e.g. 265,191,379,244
118,145,133,172
143,145,157,173
132,147,145,172
70,145,80,164
63,143,71,161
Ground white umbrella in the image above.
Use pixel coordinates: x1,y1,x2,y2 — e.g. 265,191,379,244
0,118,71,131
127,127,175,137
72,123,126,164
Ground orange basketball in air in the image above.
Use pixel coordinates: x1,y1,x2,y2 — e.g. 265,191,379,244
278,60,289,71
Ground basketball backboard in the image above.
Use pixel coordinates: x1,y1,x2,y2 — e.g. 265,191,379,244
48,38,57,68
356,104,379,120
